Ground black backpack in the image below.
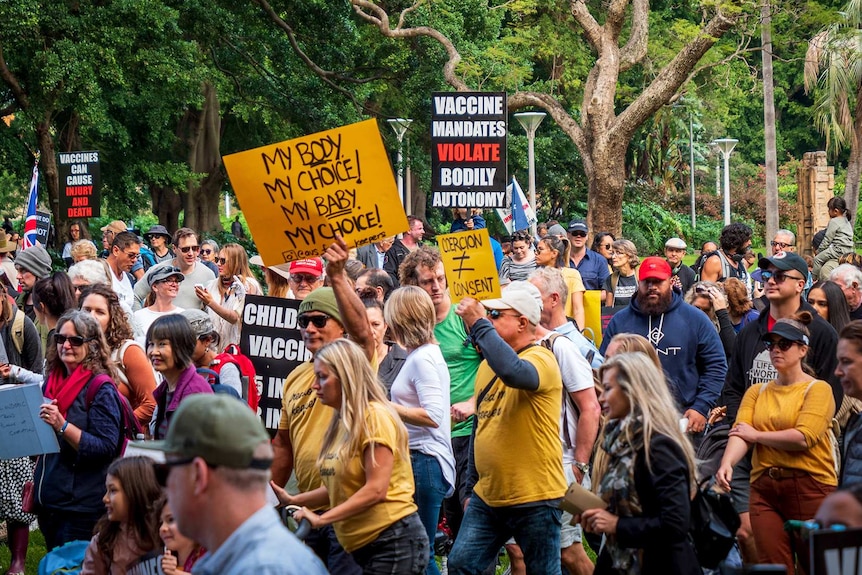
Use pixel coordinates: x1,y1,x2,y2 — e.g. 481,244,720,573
689,477,741,569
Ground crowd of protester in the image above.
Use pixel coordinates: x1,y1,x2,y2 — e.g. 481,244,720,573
0,208,860,575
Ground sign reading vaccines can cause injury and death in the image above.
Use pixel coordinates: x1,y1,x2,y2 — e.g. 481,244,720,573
223,119,408,266
57,151,101,219
431,92,507,209
438,228,501,303
240,295,311,435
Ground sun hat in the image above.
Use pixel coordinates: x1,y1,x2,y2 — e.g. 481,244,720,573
144,225,172,242
100,220,127,234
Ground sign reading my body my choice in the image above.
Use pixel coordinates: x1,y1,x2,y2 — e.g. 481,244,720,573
223,119,408,266
431,92,507,209
57,151,101,218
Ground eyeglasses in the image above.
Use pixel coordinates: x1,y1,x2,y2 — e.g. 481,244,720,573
215,257,227,265
179,245,200,254
54,334,92,347
123,251,140,261
485,309,521,320
200,249,212,255
158,277,181,285
570,231,587,238
153,457,197,486
763,338,797,352
290,274,322,285
602,243,612,249
297,314,331,329
761,270,804,284
770,241,791,249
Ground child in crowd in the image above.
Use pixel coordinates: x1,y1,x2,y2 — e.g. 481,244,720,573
157,495,205,574
81,457,162,575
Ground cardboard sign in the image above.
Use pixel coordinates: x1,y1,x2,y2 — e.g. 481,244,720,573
57,151,101,218
35,210,51,247
0,384,60,458
431,92,507,208
809,527,862,575
582,290,603,348
223,120,408,265
438,228,501,303
239,295,311,434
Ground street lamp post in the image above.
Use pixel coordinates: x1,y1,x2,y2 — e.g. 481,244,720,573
712,138,738,226
513,111,546,238
387,118,412,210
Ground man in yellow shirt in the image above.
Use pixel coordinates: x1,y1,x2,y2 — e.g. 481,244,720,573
270,236,374,574
448,281,566,575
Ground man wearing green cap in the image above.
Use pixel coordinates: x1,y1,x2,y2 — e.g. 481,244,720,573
138,394,326,574
271,236,373,573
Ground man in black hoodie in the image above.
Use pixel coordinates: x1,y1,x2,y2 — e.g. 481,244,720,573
720,250,841,563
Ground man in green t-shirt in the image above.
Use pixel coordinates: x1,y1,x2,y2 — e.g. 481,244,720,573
400,247,482,535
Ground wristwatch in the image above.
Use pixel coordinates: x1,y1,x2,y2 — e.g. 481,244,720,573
573,461,590,474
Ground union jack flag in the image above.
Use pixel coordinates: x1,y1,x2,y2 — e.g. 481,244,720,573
22,160,39,249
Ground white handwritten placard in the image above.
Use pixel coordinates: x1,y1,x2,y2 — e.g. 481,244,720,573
0,384,59,458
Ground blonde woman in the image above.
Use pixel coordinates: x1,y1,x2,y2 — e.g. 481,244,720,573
603,332,661,369
602,239,639,307
195,243,261,351
271,339,428,574
535,235,586,330
583,352,699,574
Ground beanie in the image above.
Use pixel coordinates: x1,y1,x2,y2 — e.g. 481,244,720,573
15,246,52,279
297,287,343,326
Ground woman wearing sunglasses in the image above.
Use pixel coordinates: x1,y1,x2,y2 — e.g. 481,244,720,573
195,243,260,352
716,313,837,575
535,235,586,330
34,310,125,551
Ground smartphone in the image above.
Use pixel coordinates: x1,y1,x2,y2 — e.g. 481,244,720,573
194,283,205,290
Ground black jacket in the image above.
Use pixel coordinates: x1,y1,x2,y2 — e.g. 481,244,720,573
382,239,411,287
596,434,700,575
721,298,841,421
841,412,862,486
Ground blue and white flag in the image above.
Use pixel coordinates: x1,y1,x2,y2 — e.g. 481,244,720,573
496,176,536,234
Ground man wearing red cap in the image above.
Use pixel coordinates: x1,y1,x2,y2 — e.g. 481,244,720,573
600,256,726,433
287,258,325,300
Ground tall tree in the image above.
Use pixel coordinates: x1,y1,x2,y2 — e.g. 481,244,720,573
762,0,779,243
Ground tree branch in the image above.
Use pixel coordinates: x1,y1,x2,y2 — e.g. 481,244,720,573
619,0,649,72
570,0,603,52
508,91,586,152
0,42,30,111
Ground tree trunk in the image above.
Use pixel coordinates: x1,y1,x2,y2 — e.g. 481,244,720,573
183,82,223,233
36,115,60,230
586,144,627,234
150,185,183,233
846,87,862,229
762,1,779,244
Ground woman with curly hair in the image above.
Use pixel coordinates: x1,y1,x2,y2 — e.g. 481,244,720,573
724,277,760,333
81,457,163,574
80,284,157,428
535,235,586,330
194,243,261,351
34,311,125,550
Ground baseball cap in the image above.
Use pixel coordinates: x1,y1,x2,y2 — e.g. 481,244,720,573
757,251,808,279
289,258,324,277
481,280,542,325
181,309,216,340
762,321,809,346
567,219,588,234
136,394,272,470
665,237,687,250
147,266,185,287
547,224,567,238
298,287,343,325
638,256,672,281
100,220,127,234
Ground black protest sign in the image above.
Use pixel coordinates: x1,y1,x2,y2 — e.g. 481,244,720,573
240,295,311,434
809,527,862,575
431,92,507,209
57,151,101,219
35,211,50,247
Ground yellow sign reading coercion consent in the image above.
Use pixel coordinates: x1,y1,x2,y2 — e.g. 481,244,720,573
438,228,501,303
223,119,408,264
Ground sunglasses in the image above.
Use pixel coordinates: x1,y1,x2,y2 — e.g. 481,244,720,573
123,251,140,261
54,334,93,347
763,338,798,351
290,274,321,285
215,257,227,265
179,245,200,254
153,457,197,486
602,243,612,249
570,231,587,237
200,249,212,255
157,277,181,285
485,309,521,320
297,314,331,329
761,270,804,284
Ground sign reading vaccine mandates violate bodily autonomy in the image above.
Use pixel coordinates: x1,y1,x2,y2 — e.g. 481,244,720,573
431,92,507,209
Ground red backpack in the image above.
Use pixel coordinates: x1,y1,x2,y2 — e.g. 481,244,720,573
211,343,260,412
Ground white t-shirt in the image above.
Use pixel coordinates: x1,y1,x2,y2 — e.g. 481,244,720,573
389,343,455,496
538,332,595,465
133,306,185,344
110,269,135,310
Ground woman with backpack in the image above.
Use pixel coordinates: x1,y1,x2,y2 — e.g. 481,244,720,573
602,239,639,307
34,311,125,551
716,313,837,575
582,352,700,575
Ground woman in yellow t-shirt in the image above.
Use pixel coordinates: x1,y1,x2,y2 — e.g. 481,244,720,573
535,235,585,329
271,339,428,574
717,313,836,575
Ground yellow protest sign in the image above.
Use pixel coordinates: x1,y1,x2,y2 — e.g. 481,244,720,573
582,290,603,348
223,119,408,264
437,228,501,303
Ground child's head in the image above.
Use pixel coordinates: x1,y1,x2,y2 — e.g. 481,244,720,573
96,457,162,560
156,494,198,556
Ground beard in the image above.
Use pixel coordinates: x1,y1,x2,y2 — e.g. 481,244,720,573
636,289,672,316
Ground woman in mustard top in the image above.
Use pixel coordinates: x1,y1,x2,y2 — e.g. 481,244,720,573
717,313,837,575
271,339,428,574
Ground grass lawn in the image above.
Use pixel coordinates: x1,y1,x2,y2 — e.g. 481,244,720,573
0,528,46,575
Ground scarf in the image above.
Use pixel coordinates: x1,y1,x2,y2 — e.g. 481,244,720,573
44,364,95,417
598,416,645,574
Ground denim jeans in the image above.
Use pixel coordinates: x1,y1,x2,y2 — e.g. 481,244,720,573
447,496,562,575
305,521,362,575
411,451,449,575
352,512,429,575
